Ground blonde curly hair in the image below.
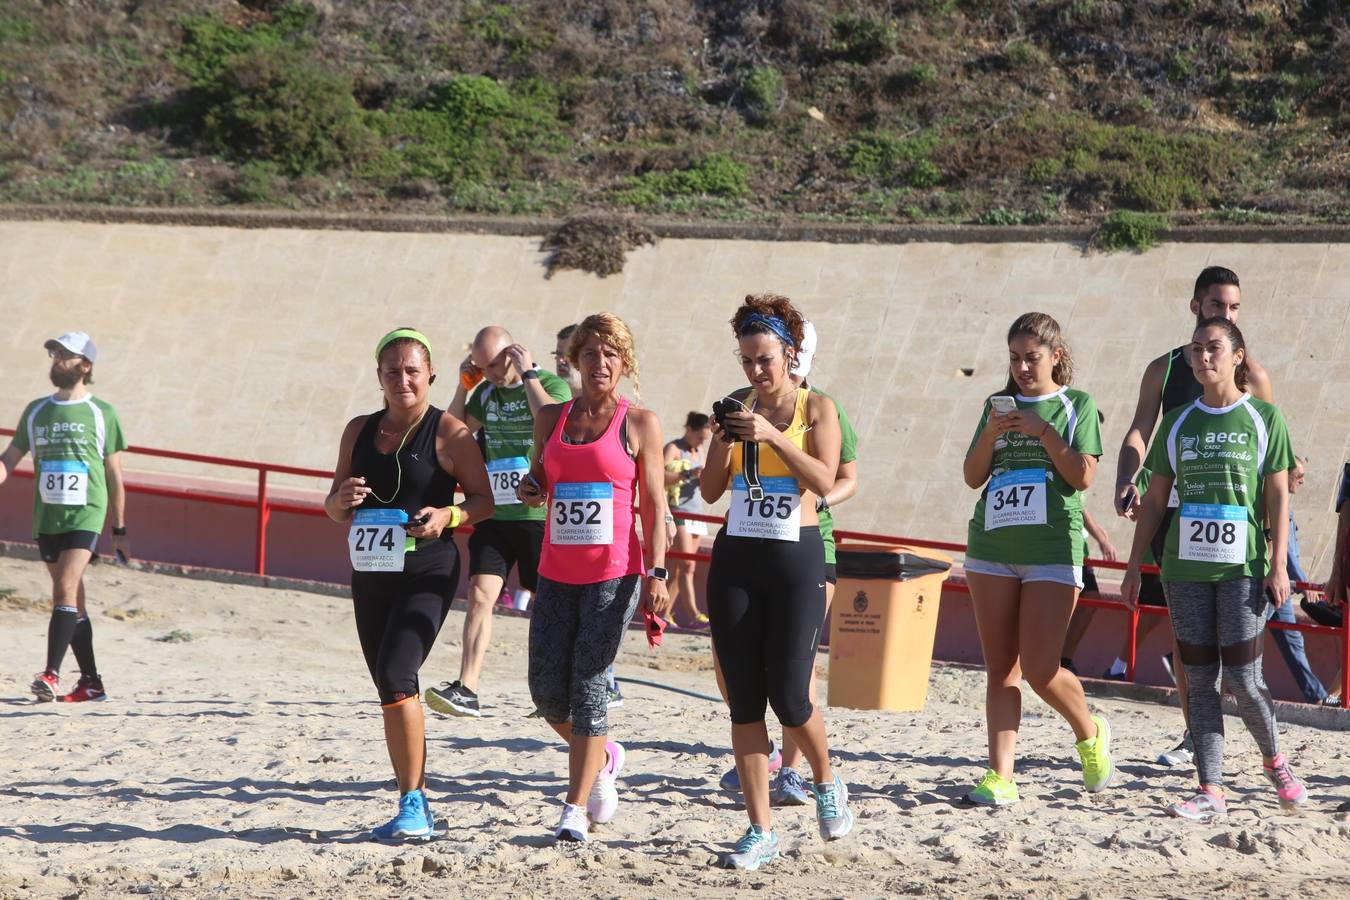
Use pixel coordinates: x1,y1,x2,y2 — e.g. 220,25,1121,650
567,312,641,398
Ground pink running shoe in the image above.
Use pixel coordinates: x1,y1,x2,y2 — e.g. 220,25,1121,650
1262,753,1308,809
587,740,625,824
1167,786,1226,820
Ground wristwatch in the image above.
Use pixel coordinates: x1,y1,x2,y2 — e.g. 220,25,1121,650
112,526,128,536
522,369,540,380
646,566,669,581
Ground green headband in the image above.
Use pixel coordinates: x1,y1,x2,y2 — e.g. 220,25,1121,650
375,328,433,362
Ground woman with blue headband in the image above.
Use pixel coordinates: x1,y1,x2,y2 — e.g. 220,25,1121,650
700,293,853,870
324,327,494,842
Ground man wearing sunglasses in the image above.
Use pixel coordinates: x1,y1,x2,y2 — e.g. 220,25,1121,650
0,332,128,703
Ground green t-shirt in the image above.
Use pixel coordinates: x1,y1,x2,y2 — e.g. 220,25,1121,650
811,387,858,565
10,395,127,537
466,371,571,521
1144,394,1294,582
966,387,1102,566
726,385,858,564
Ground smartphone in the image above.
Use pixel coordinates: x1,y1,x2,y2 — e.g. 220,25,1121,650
1118,485,1138,513
712,395,750,441
989,395,1017,416
408,512,430,527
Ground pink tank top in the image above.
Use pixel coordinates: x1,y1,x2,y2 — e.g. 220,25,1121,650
538,397,645,585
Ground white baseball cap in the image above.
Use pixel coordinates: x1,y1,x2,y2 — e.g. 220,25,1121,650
44,332,98,363
791,320,817,378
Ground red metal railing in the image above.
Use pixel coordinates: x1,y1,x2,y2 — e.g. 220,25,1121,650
4,428,1345,707
0,427,333,575
668,509,1349,708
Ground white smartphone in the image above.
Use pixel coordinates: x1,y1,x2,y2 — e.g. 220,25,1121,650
989,395,1017,416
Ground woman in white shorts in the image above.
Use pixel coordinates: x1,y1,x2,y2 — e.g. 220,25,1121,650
665,411,712,627
960,312,1114,806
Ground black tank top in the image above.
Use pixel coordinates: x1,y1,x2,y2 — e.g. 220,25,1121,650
350,406,458,552
1159,345,1204,414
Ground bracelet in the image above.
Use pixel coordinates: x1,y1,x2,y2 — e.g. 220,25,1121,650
1038,421,1051,440
112,526,127,536
522,369,540,380
446,506,463,528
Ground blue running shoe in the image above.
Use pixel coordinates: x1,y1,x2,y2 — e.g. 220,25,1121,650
371,789,434,843
723,825,779,871
814,774,854,841
719,741,780,793
770,767,811,807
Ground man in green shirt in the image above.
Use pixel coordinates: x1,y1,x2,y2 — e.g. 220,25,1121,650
426,326,571,717
0,332,128,703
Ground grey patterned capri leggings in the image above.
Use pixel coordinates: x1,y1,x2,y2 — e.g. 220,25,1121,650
528,574,641,737
1165,577,1279,786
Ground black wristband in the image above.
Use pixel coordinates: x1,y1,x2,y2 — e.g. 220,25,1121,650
522,369,540,380
112,526,127,536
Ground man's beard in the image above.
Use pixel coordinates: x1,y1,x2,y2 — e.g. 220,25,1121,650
559,367,582,393
49,366,82,389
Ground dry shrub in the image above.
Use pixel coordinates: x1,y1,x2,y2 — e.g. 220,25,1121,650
542,216,655,278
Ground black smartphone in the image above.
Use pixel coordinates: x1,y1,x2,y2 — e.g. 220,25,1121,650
712,395,748,440
408,512,430,527
1118,486,1137,513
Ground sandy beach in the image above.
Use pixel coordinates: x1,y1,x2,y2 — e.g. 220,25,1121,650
1,555,1348,899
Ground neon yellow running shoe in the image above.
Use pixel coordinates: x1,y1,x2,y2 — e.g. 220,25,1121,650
1076,713,1114,792
965,769,1019,806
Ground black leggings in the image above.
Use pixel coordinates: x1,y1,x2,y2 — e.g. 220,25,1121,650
351,549,460,706
708,527,826,728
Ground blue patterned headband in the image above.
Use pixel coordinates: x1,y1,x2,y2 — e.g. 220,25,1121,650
739,312,795,348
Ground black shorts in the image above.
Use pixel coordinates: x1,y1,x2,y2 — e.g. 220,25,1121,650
1081,565,1099,595
37,530,100,564
1139,572,1167,607
824,563,838,585
468,518,544,591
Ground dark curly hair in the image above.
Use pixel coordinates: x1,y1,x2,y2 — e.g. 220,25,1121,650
729,292,806,354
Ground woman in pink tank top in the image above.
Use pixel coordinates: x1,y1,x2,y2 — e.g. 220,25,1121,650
517,313,671,844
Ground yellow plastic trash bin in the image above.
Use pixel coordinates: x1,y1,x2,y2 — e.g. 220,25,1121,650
827,544,952,712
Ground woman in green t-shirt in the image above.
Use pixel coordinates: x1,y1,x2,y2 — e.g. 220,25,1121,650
960,313,1113,806
1122,318,1307,819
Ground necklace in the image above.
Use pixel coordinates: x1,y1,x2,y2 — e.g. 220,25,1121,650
378,411,424,438
368,407,429,505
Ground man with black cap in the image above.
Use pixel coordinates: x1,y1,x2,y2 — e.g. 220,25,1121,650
0,332,128,702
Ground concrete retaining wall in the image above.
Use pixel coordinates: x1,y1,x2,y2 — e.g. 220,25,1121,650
3,219,1347,572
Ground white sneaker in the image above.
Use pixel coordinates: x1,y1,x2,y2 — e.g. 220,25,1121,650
587,741,624,824
554,802,589,843
1157,732,1194,767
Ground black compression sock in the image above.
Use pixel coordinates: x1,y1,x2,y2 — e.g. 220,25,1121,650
46,606,79,674
70,616,98,681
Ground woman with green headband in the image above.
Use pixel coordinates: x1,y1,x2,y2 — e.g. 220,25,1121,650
324,327,494,842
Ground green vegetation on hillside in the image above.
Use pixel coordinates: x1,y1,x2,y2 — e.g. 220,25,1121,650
0,0,1346,239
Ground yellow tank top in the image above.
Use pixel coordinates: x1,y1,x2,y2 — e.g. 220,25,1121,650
730,388,811,479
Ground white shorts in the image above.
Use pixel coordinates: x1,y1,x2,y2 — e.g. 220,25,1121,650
675,517,708,536
963,556,1083,589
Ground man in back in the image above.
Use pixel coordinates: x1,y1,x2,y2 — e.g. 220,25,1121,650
425,326,571,717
